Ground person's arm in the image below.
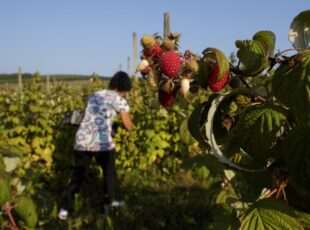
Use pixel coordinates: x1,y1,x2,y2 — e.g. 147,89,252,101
120,111,134,131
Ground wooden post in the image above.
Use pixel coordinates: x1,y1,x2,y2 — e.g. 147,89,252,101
133,32,138,79
46,75,50,94
127,56,130,75
18,67,23,91
164,12,170,38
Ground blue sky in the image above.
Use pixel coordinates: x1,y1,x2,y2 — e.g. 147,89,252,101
0,1,308,76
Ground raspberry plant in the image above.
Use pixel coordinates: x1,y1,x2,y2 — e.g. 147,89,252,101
0,73,196,229
137,9,310,229
0,9,308,229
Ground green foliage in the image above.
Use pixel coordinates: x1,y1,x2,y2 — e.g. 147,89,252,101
272,50,310,128
0,74,108,228
0,177,11,205
252,30,276,57
295,210,310,229
235,39,269,76
15,196,38,228
113,170,214,229
283,127,310,191
0,9,309,229
240,198,304,230
235,103,287,162
164,9,309,229
114,79,193,173
288,9,310,49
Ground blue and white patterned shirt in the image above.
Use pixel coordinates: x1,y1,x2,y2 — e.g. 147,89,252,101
74,89,129,151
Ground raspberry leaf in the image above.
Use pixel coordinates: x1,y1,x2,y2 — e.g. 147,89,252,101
205,90,268,172
253,30,276,57
240,198,304,230
288,9,310,49
235,104,287,163
283,127,310,191
235,39,269,76
15,196,38,228
272,50,310,128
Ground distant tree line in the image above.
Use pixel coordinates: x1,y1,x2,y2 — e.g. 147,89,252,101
0,73,111,84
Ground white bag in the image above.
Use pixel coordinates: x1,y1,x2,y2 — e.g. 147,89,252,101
63,110,83,125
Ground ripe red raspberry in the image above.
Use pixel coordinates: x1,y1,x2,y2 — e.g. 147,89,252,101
158,89,176,108
159,51,181,78
208,65,230,92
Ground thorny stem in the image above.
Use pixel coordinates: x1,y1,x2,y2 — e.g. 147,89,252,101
238,75,266,103
4,205,19,230
230,63,266,102
238,75,251,88
274,48,303,61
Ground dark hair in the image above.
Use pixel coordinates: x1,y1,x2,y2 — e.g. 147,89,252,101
108,71,132,92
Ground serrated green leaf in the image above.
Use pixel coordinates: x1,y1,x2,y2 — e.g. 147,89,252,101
272,50,310,128
0,177,11,205
240,198,304,230
295,210,310,229
204,89,270,172
15,196,38,228
235,39,269,76
253,31,276,57
288,9,310,49
283,127,310,191
236,104,286,162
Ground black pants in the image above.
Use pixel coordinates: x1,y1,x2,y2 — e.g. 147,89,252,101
62,150,116,210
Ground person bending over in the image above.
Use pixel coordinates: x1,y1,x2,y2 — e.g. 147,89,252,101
58,71,134,220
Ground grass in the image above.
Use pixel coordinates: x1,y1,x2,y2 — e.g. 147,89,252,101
39,169,220,230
